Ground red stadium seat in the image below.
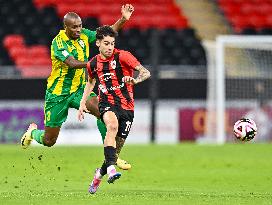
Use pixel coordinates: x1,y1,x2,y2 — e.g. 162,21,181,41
94,4,121,16
231,0,247,4
248,15,267,29
15,57,35,69
266,15,272,27
257,3,272,14
240,3,258,15
9,47,28,60
33,57,51,66
218,0,272,32
29,45,50,59
33,0,57,8
71,4,87,17
251,0,272,3
99,14,117,25
220,4,241,17
57,3,73,17
229,15,252,32
3,35,25,50
123,15,149,29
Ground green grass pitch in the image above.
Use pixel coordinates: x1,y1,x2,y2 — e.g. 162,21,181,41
0,143,272,205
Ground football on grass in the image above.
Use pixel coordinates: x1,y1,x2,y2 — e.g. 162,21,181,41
233,118,257,141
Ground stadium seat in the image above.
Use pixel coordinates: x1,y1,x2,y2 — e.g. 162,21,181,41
257,3,272,14
9,47,28,60
221,4,241,17
15,57,35,68
33,57,51,66
3,35,25,50
56,3,72,17
240,3,258,15
218,0,272,33
29,45,50,58
266,15,272,27
248,15,267,29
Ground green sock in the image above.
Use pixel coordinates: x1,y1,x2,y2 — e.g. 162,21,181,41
96,119,106,143
32,129,45,145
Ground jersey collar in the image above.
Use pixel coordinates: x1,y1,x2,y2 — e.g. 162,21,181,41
58,30,84,42
97,49,119,62
58,30,70,41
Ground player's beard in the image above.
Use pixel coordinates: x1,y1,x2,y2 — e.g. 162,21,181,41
103,50,112,58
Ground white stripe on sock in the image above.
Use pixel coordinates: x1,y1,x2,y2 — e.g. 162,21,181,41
107,165,116,175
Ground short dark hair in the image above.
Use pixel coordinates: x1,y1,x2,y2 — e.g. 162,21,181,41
96,25,118,40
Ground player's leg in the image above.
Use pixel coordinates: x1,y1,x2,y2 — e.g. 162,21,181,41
22,124,63,148
85,95,132,170
71,88,132,170
21,92,69,148
85,94,106,143
28,126,61,147
101,110,122,179
103,111,122,183
88,110,121,194
70,89,106,142
115,110,134,169
115,136,131,170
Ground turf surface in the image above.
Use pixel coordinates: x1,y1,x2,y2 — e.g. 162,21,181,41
0,144,272,205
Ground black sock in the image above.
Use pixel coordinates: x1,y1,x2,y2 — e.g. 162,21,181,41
104,146,117,168
100,161,107,176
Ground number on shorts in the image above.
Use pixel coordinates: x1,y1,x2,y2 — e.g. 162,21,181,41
46,111,51,122
125,121,132,132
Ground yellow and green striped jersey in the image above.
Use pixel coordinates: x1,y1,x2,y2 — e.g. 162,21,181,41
47,28,96,95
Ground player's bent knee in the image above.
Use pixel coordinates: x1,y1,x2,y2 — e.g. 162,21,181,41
43,136,57,147
43,140,56,147
106,123,118,133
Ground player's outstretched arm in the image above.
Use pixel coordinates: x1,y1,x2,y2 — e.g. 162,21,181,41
78,77,96,121
111,4,134,32
64,56,87,69
122,65,151,85
134,65,151,84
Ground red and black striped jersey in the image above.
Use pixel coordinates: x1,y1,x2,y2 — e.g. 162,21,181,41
87,49,140,111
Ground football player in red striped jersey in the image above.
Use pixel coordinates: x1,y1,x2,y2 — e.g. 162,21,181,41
78,26,150,193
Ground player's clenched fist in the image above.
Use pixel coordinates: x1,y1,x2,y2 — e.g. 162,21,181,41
122,76,137,85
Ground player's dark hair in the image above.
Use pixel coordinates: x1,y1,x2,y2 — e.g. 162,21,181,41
96,25,118,40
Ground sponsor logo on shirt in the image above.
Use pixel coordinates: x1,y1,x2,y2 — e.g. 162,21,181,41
99,73,115,82
98,73,124,93
78,40,85,48
110,60,116,69
99,83,125,93
62,50,69,57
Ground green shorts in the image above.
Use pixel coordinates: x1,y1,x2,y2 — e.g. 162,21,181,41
44,86,97,127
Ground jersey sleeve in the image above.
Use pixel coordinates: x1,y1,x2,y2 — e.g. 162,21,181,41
119,50,141,70
52,37,72,62
81,28,96,43
86,58,96,79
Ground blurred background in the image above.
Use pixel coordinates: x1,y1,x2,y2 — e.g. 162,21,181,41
1,0,272,145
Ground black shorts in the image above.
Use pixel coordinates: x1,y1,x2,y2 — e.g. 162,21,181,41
99,102,134,139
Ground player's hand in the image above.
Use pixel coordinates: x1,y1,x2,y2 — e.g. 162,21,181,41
121,4,134,20
78,101,89,121
122,76,137,85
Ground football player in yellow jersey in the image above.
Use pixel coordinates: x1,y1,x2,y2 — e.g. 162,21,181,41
21,4,133,170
